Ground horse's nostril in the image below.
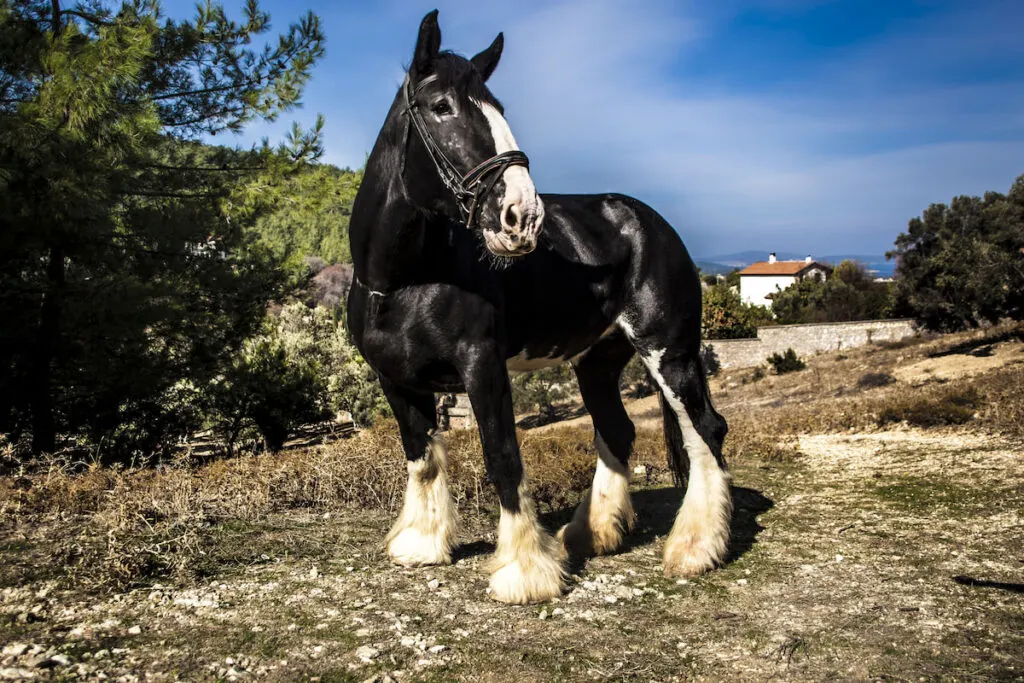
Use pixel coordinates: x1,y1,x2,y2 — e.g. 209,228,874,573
503,203,520,229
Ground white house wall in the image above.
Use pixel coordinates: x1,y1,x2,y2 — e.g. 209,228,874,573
740,275,797,307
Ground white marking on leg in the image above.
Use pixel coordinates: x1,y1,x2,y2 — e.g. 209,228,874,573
616,315,637,341
488,483,566,604
559,435,634,556
641,348,732,577
386,436,458,567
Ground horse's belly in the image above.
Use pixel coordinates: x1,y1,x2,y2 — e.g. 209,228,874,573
505,323,618,374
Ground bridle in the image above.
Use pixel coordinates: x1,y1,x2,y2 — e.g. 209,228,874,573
404,73,530,229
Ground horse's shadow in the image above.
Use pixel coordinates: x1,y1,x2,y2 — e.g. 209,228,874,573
453,485,774,575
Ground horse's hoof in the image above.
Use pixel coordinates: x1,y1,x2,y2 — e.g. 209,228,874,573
662,532,720,578
488,555,565,604
386,526,452,567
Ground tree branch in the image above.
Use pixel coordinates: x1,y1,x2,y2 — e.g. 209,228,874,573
60,9,115,26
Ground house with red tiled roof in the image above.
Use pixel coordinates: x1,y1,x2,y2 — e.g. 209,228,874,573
738,253,832,307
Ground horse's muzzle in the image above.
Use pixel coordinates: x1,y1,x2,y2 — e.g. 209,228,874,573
484,195,544,257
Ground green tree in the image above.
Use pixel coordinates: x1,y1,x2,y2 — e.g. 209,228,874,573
251,163,362,272
0,0,325,456
702,282,773,339
888,175,1024,331
771,260,893,324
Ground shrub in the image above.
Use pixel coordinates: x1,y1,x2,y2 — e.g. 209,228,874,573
511,365,578,418
700,343,721,377
702,282,774,339
767,348,806,374
620,355,655,397
273,302,389,426
772,260,894,324
207,302,389,453
209,336,326,454
857,372,896,389
877,386,982,428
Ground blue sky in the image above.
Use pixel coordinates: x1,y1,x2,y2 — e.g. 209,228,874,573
164,0,1024,257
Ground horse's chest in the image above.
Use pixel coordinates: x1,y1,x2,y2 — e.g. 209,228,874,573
351,291,485,391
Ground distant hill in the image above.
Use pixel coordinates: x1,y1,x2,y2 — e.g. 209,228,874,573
697,251,895,278
694,260,736,276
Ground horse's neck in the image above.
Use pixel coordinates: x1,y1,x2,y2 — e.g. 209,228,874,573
351,113,436,292
351,182,424,292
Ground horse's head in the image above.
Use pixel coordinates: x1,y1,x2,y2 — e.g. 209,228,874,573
403,10,544,258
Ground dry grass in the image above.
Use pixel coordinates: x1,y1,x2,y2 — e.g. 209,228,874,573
0,424,676,591
877,385,982,427
2,323,1021,594
717,323,1024,449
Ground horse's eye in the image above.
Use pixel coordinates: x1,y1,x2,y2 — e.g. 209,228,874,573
430,99,453,116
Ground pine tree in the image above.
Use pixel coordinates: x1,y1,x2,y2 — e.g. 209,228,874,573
0,0,325,456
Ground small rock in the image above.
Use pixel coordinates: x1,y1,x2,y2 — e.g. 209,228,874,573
0,667,36,680
309,567,319,579
551,608,565,616
428,645,446,654
538,609,549,620
736,579,748,586
355,646,379,663
835,554,844,563
1,645,28,658
127,626,142,635
426,579,440,591
47,655,70,667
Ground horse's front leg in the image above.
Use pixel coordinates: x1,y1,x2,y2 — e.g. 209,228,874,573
380,377,458,567
463,347,566,604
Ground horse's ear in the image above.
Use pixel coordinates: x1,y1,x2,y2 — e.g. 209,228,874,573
471,33,503,82
412,9,442,78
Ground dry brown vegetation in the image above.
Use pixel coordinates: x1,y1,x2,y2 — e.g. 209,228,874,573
1,324,1022,681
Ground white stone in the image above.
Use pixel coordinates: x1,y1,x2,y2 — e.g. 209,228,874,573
355,646,379,663
1,645,27,658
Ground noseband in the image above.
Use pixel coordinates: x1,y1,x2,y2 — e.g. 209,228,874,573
404,74,530,229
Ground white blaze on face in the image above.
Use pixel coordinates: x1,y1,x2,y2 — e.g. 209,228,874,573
472,99,545,250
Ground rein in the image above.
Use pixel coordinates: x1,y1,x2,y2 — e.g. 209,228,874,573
404,73,530,229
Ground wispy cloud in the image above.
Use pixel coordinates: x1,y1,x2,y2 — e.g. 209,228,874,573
176,0,1024,256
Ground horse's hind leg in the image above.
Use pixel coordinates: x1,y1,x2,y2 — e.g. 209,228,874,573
621,321,732,577
380,378,458,567
560,332,637,557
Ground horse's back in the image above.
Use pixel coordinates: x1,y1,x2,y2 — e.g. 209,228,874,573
500,192,701,361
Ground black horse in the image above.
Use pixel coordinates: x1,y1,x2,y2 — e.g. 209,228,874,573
348,10,731,604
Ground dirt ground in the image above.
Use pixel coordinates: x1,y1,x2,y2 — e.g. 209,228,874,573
2,332,1023,681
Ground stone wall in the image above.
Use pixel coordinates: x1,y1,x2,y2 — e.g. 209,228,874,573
708,319,917,370
439,393,475,431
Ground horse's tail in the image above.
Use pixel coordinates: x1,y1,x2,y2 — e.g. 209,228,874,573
658,391,689,488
